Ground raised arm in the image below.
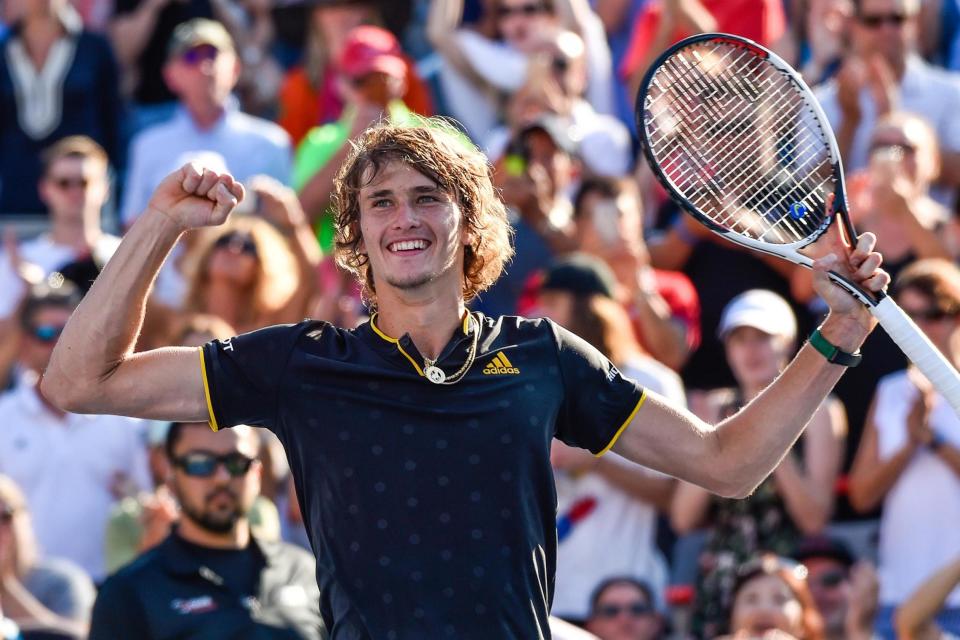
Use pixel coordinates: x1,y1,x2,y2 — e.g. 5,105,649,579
894,555,960,640
41,165,244,421
613,232,888,498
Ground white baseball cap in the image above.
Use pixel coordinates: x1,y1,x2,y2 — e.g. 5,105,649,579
717,289,797,342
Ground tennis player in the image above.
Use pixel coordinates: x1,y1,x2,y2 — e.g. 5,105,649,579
43,121,888,639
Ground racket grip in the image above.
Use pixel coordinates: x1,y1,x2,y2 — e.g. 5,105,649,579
872,296,960,417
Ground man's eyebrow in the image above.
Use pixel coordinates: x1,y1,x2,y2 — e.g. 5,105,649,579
365,189,394,200
365,185,443,199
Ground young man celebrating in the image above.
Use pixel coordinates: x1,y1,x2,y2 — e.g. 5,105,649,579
43,121,889,638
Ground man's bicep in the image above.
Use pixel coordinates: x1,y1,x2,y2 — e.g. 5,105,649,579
611,390,720,489
99,348,210,422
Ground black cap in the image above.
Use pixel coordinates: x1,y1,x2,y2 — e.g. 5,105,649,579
793,535,856,567
540,254,617,299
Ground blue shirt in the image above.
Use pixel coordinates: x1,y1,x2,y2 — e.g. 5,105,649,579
120,102,292,225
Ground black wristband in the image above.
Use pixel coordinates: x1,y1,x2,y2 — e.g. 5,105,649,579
809,328,862,367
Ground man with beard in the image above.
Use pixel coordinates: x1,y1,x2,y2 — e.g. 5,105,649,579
88,422,324,639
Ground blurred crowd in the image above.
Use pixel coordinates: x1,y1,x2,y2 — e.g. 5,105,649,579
2,0,960,638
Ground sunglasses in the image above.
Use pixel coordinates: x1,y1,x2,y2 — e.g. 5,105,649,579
29,324,66,343
174,452,256,478
0,506,15,524
858,12,910,27
498,2,549,18
182,43,220,65
213,233,258,257
813,569,848,589
594,602,653,619
48,176,89,191
905,307,956,322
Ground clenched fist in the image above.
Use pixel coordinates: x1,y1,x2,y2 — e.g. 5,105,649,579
146,163,246,231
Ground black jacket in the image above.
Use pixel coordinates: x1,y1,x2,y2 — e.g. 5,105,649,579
89,533,325,640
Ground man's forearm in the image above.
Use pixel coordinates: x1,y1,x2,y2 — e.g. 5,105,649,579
43,210,183,404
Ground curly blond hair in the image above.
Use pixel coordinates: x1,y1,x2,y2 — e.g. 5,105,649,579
332,120,514,307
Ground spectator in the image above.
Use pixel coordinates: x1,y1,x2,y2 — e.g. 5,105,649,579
180,214,315,334
483,116,580,316
277,0,432,146
0,281,150,582
89,422,323,639
0,0,121,214
774,0,853,85
569,176,699,372
108,0,248,131
294,24,423,247
120,18,292,227
0,137,119,323
0,475,94,639
718,554,825,640
535,255,680,619
848,259,960,638
895,555,960,640
814,0,960,203
671,290,846,638
427,0,615,141
584,577,663,640
484,29,632,178
794,535,880,640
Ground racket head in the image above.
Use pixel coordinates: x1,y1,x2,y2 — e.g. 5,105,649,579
636,33,855,253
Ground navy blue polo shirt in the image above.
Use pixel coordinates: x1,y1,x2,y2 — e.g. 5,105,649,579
200,313,645,639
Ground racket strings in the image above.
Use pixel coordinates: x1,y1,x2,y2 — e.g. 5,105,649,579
654,49,827,241
644,42,836,244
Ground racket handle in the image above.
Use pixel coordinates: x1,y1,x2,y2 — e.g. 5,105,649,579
872,296,960,416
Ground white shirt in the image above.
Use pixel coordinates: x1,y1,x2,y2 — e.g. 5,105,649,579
0,233,120,318
439,11,616,142
120,102,292,225
0,382,150,580
814,55,960,202
484,99,633,177
874,370,960,606
551,359,684,619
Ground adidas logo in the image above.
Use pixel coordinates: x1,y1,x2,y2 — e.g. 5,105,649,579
483,351,520,375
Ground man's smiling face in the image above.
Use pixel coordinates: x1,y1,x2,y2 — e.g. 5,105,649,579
358,160,469,297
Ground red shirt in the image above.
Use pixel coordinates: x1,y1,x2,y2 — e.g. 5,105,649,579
620,0,786,80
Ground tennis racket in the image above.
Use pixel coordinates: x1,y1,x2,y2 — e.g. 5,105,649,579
636,32,960,415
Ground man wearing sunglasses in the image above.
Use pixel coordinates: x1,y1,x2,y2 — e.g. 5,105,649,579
90,421,323,639
120,18,292,228
584,577,662,640
0,136,118,328
815,0,960,203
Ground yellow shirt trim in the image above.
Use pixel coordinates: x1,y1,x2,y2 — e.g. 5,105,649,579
369,314,425,377
198,347,220,432
595,390,647,457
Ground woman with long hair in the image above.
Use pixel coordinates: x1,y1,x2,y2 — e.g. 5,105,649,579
180,176,323,335
719,554,826,640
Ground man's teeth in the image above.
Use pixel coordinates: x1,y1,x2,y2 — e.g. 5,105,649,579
390,240,427,251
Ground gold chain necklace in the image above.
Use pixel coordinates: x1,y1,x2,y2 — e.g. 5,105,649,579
423,314,480,385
